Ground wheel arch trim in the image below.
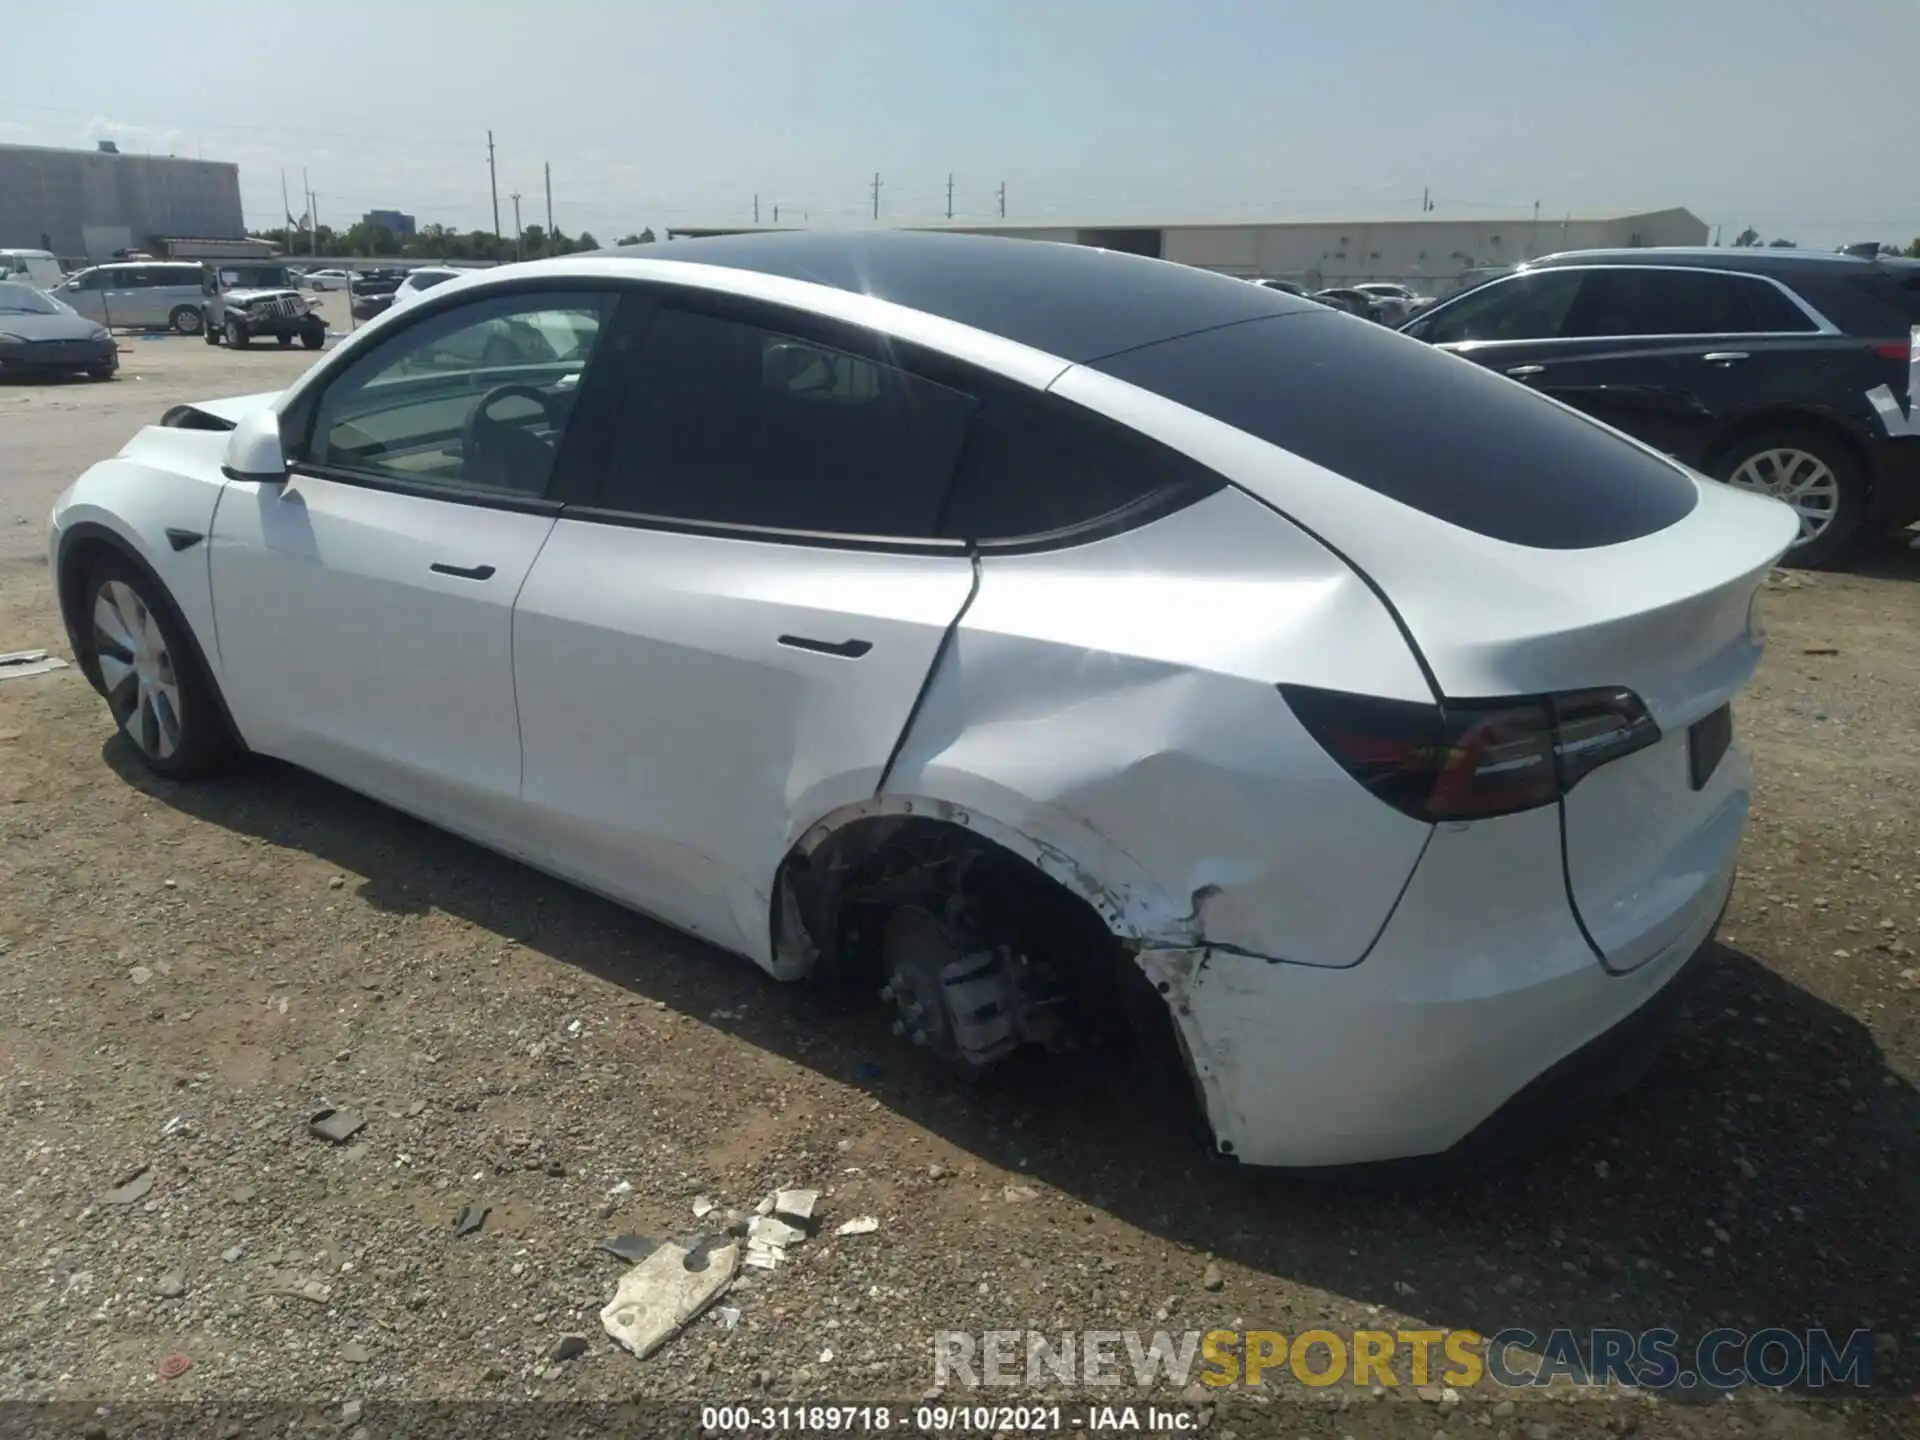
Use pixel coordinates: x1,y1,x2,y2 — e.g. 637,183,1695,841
55,517,249,750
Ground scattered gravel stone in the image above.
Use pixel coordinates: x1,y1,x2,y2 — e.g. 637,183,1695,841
308,1108,366,1144
103,1166,153,1206
154,1269,185,1299
1202,1262,1224,1291
453,1204,489,1237
547,1334,591,1363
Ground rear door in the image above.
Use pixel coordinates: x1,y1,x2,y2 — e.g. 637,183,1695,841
210,286,618,849
1516,267,1835,465
515,293,979,964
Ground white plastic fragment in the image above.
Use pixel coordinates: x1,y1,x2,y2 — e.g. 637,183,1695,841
691,1195,716,1218
773,1188,819,1223
599,1238,739,1360
747,1215,805,1249
835,1216,880,1236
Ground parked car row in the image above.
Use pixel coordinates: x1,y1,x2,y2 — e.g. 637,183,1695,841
1249,275,1439,325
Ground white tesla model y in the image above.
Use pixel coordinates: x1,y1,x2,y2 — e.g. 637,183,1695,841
47,233,1798,1169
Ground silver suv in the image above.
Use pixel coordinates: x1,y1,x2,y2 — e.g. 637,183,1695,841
201,263,326,350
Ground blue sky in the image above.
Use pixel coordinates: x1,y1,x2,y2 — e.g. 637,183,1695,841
5,0,1915,248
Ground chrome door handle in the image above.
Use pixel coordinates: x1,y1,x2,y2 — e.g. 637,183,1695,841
1702,352,1750,363
1505,364,1545,378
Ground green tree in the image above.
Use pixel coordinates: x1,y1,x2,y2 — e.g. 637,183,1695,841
1732,227,1761,247
1905,238,1920,258
1766,237,1797,248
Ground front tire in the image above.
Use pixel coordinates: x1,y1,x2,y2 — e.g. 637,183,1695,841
170,305,203,335
203,320,221,346
300,324,324,350
277,332,293,348
1711,427,1867,570
84,557,235,778
225,318,249,349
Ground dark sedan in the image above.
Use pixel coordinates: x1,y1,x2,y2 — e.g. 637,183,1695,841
0,283,117,380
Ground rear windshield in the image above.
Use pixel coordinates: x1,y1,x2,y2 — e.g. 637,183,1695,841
1090,311,1699,549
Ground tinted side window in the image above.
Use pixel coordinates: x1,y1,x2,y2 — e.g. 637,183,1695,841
300,291,613,498
595,306,976,538
940,382,1223,542
1732,276,1819,332
1092,312,1698,550
1419,271,1585,344
1565,269,1817,337
161,265,202,288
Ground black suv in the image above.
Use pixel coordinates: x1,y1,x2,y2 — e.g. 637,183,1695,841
1400,249,1920,566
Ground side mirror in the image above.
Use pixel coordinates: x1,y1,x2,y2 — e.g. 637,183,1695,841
223,409,288,483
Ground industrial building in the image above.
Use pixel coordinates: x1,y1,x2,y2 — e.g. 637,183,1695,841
666,207,1709,292
0,141,247,264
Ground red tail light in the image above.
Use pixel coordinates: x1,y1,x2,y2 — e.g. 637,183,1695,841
1280,684,1661,822
1872,342,1911,360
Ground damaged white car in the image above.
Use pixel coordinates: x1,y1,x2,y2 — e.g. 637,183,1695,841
47,233,1798,1169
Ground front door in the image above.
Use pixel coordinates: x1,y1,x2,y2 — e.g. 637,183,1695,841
515,296,980,963
209,287,619,848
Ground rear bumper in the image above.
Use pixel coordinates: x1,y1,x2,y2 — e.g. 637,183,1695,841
1149,801,1736,1168
1866,435,1920,530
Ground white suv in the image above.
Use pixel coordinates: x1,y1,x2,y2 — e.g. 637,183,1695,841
46,233,1796,1169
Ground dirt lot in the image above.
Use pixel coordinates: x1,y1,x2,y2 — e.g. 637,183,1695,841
0,316,1915,1437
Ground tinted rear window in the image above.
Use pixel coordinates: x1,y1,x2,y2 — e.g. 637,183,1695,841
1091,312,1699,549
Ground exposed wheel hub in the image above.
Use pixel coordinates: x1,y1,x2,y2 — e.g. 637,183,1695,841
879,906,1071,1070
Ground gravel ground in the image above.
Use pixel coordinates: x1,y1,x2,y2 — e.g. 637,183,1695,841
0,319,1915,1438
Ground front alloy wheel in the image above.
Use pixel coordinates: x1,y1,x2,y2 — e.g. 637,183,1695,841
92,579,184,762
83,561,235,777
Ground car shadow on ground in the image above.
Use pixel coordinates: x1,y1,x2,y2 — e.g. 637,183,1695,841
1845,531,1920,582
108,742,1918,1397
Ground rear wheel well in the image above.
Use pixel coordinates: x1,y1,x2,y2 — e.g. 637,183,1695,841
773,815,1200,1108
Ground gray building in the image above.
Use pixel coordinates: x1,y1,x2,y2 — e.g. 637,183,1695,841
0,141,246,263
363,209,417,238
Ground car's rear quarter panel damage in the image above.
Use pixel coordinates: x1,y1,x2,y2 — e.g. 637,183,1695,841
880,487,1434,969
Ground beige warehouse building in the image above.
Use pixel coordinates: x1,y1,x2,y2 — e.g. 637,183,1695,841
668,207,1708,294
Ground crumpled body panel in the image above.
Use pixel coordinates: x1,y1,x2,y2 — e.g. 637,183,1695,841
884,486,1433,967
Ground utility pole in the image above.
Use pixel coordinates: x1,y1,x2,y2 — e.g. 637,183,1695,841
753,194,760,225
773,204,779,224
544,162,554,253
871,171,881,222
997,181,1006,219
1530,198,1539,257
302,168,312,255
487,130,502,247
511,192,523,260
1422,185,1431,213
946,172,954,221
1713,223,1722,247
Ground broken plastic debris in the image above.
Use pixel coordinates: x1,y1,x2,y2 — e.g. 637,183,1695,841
1003,1184,1040,1203
598,1232,660,1265
0,648,68,681
599,1237,739,1359
716,1306,741,1330
773,1188,819,1224
607,1179,633,1197
157,1353,192,1381
453,1204,489,1236
691,1195,716,1218
104,1165,154,1206
747,1215,805,1249
742,1246,783,1271
308,1109,366,1144
835,1216,881,1236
